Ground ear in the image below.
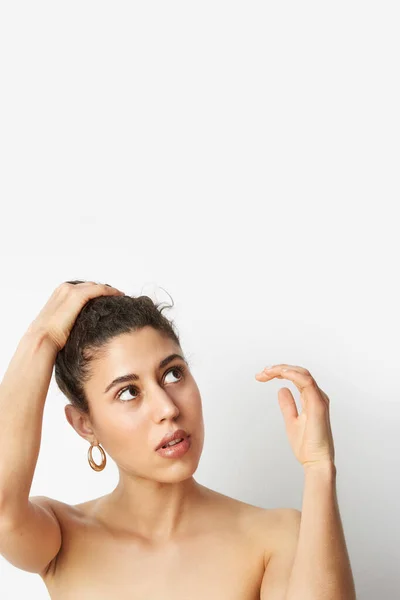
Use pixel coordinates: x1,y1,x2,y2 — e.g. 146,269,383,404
64,404,96,442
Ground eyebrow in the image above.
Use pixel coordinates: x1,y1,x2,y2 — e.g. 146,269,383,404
103,353,187,394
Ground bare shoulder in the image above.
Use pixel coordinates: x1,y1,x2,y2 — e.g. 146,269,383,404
273,508,301,552
198,486,300,565
203,485,300,527
28,495,70,523
259,507,302,598
245,505,302,567
29,495,71,517
29,494,103,528
198,485,299,521
267,507,302,534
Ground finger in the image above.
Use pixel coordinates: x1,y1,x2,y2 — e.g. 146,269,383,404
74,281,124,296
102,284,125,295
257,365,315,390
255,365,326,410
256,364,310,377
255,365,306,410
318,389,330,409
277,387,299,425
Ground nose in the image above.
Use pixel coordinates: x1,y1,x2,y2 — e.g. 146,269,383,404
149,386,180,422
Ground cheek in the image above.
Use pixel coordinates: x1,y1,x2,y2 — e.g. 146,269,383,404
94,408,144,446
181,388,203,419
100,415,150,462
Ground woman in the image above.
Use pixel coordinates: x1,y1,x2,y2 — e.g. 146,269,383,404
0,281,355,599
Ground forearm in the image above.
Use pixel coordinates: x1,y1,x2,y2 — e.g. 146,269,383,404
0,327,58,521
286,462,356,600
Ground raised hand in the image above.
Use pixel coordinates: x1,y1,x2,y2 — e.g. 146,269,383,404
27,281,125,352
255,364,335,469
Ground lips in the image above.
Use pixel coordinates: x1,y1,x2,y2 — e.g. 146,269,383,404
155,429,189,451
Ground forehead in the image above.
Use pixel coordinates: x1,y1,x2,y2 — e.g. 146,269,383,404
93,326,179,371
83,327,183,401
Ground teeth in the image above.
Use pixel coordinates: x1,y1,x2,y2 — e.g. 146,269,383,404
163,438,183,448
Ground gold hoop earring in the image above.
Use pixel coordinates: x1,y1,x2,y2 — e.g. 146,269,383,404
88,441,107,472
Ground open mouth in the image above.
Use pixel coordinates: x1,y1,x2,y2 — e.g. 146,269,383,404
156,435,191,458
161,437,184,449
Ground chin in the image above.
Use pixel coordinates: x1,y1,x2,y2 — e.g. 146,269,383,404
153,456,202,483
156,471,198,484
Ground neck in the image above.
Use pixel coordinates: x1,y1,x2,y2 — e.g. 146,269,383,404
98,475,205,543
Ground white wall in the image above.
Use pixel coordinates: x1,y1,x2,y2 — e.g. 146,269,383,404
0,2,399,598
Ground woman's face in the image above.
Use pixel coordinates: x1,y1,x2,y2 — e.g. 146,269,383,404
78,326,205,482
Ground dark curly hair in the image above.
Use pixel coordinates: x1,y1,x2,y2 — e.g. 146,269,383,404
54,280,182,418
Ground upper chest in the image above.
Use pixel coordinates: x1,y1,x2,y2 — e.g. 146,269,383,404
41,501,274,600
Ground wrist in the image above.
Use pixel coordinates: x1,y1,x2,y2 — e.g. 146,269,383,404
303,460,336,476
24,324,60,355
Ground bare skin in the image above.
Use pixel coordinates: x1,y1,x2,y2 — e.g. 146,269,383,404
0,283,298,598
40,317,287,598
40,484,280,600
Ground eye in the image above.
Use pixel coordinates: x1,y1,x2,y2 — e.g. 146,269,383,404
116,365,186,403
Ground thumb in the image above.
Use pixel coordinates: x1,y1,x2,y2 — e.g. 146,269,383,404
277,387,299,428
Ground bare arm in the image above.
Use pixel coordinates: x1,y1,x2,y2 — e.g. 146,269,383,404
285,462,356,600
0,328,63,574
0,327,58,519
0,280,123,517
0,281,124,574
261,464,356,599
260,508,302,600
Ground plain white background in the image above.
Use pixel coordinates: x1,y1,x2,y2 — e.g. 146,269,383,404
0,2,399,598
